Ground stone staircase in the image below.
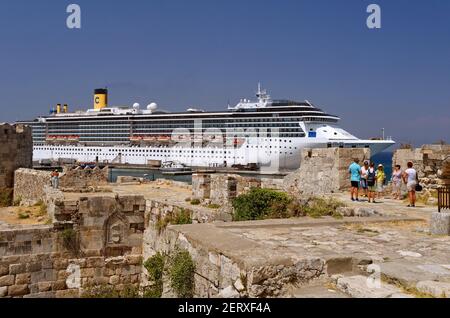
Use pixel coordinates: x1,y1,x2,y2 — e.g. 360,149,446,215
288,255,450,298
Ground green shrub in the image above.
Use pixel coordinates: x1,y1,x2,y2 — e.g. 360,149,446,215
143,252,166,298
13,196,22,206
0,188,13,207
155,209,192,233
169,249,195,298
61,228,78,254
207,204,221,209
172,208,192,225
302,197,346,219
190,199,201,205
36,200,47,216
18,212,30,219
232,188,292,221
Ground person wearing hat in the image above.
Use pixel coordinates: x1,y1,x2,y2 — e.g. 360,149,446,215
51,169,60,189
375,164,386,199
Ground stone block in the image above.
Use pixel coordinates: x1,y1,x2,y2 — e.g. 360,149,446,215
15,273,31,285
8,284,30,297
0,286,7,297
416,280,450,298
38,281,53,292
23,291,56,298
80,268,95,278
52,280,66,291
0,275,15,287
9,263,26,275
55,289,79,298
53,259,69,270
26,262,42,273
430,212,450,235
125,255,142,265
0,264,8,276
336,275,403,298
86,257,104,268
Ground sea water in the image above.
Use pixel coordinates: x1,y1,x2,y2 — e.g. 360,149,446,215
109,152,394,185
371,152,393,181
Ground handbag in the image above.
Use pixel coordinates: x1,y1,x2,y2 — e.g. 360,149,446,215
415,174,422,192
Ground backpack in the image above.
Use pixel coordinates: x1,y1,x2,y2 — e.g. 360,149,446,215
367,169,376,183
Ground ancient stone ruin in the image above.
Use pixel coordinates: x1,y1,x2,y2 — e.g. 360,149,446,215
283,148,371,195
0,124,32,189
393,144,450,188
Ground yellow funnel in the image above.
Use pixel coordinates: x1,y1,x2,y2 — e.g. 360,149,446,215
94,88,108,110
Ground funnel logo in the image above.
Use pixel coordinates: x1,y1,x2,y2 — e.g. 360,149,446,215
66,4,81,29
95,96,100,104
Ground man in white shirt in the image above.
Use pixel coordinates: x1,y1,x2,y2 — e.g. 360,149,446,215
402,161,417,207
360,161,369,198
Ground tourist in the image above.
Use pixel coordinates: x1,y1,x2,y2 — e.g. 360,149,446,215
367,162,377,203
403,161,417,207
376,164,386,199
391,165,402,200
51,170,60,189
348,158,361,201
360,161,369,198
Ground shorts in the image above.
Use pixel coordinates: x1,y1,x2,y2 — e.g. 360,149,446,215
351,181,359,188
368,181,376,192
407,181,417,192
377,183,384,193
360,179,368,189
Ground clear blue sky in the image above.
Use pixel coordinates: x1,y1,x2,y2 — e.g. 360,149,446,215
1,0,449,147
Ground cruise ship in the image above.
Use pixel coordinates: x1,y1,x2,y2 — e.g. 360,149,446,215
17,85,395,170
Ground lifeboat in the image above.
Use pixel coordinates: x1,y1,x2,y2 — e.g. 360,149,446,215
143,136,157,142
130,136,143,142
67,135,79,141
157,135,171,143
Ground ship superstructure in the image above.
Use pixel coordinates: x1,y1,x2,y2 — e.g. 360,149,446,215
18,85,394,170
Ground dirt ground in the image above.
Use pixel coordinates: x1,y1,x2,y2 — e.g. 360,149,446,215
0,205,49,225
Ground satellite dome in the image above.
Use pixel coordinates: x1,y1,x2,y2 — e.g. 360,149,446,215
147,102,158,111
132,103,140,109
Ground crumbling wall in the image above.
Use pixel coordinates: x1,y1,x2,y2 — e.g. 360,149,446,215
59,166,109,191
393,145,450,188
283,148,371,195
143,224,326,298
0,194,145,298
13,169,51,206
191,174,211,200
193,174,263,205
0,124,32,189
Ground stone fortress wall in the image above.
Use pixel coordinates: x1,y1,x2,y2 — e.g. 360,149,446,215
13,167,110,207
393,144,450,188
0,193,146,298
0,124,32,189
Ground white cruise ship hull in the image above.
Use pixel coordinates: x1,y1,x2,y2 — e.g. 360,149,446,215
33,137,394,170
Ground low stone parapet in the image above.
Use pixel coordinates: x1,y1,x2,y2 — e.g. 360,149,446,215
14,168,51,206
